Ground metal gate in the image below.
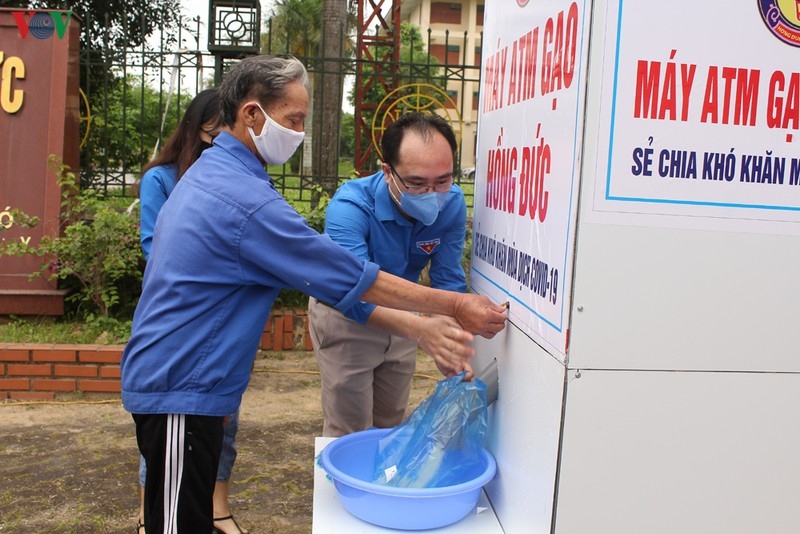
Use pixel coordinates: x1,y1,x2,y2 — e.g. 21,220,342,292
78,6,481,210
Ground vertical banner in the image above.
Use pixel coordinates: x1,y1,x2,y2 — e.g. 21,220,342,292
471,1,591,360
589,0,800,235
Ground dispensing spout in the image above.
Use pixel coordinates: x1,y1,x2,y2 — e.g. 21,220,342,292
476,358,498,406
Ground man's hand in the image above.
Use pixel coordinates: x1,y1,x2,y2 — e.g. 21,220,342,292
361,272,509,337
452,294,508,338
416,315,475,379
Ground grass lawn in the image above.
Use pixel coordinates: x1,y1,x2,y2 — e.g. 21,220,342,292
0,316,132,345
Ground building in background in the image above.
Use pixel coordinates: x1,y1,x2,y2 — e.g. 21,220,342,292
400,0,484,172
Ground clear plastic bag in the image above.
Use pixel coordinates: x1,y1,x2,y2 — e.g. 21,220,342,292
372,372,488,488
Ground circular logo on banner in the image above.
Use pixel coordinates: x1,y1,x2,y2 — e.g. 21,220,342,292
758,0,800,47
517,0,529,5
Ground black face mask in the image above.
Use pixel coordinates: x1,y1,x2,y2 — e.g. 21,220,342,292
198,140,214,154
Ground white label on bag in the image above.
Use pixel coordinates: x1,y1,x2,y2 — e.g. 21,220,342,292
384,465,398,482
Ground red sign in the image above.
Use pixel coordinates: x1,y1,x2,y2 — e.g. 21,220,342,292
0,9,80,314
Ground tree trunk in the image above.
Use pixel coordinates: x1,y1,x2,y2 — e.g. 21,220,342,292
312,0,346,206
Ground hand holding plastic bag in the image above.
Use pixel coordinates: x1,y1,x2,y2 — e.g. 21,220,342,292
373,372,488,488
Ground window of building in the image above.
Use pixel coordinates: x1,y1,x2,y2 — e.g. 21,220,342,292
431,2,463,25
447,44,461,62
446,89,459,109
474,46,482,66
430,43,461,64
472,91,480,111
476,4,485,27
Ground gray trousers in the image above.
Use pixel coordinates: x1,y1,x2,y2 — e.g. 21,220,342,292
308,297,417,437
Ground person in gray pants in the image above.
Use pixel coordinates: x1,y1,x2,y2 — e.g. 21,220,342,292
309,112,472,437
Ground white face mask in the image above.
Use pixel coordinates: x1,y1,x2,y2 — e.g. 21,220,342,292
247,103,305,165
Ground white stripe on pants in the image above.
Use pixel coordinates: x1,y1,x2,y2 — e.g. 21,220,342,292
163,414,185,534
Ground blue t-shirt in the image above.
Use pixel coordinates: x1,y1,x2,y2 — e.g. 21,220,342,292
121,132,380,416
138,163,178,260
325,171,467,324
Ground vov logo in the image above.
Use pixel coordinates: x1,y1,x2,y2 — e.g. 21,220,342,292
12,11,73,40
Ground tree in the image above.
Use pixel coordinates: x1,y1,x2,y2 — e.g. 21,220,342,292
80,76,191,179
3,0,182,52
6,0,187,191
313,0,347,201
339,112,355,158
262,0,322,56
262,0,356,66
263,0,356,203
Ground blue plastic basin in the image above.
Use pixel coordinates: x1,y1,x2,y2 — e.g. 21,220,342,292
319,427,497,530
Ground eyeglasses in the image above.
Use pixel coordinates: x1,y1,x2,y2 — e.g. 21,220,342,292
389,166,454,194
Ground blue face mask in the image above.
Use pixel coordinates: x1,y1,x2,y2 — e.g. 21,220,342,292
389,171,448,226
401,191,449,226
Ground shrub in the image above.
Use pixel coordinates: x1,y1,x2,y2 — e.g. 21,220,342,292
0,156,144,321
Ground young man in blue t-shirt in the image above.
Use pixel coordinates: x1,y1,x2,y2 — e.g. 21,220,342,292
309,113,472,437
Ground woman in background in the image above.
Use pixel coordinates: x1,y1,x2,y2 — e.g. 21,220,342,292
136,88,248,534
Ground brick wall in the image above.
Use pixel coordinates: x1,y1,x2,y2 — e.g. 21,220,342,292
0,344,124,401
260,309,314,353
0,309,313,400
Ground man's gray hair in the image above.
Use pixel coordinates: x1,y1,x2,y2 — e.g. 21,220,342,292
218,54,308,126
